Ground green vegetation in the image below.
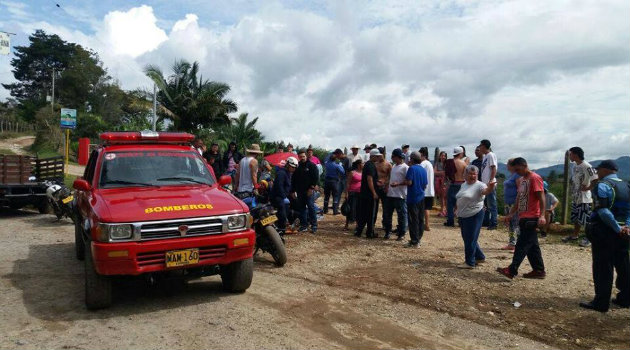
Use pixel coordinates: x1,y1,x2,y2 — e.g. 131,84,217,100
0,148,16,155
64,173,78,188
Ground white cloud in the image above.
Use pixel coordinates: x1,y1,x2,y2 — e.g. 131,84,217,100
99,5,167,58
0,1,628,168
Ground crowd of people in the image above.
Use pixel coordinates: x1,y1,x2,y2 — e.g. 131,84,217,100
192,138,630,314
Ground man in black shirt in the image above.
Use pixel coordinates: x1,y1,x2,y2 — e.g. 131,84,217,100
355,149,380,238
290,149,320,233
203,142,223,177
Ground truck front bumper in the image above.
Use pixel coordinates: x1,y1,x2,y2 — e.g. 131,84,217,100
91,229,255,276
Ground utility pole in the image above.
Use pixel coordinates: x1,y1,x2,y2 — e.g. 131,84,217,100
152,83,157,131
51,68,55,112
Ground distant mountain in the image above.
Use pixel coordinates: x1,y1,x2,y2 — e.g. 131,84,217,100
498,156,629,180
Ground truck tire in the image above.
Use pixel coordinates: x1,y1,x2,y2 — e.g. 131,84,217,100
75,220,85,261
84,240,112,310
220,258,253,293
37,201,50,214
264,226,287,267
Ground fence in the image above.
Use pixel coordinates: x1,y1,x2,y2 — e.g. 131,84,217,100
0,118,35,133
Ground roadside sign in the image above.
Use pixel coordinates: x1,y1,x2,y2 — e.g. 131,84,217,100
60,108,76,129
0,32,9,55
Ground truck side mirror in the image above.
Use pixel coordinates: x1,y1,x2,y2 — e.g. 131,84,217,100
218,175,232,187
73,179,91,191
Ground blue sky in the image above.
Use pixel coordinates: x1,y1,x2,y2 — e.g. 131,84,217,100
1,0,629,168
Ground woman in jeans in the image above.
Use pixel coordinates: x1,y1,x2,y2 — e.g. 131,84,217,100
456,165,497,268
344,159,363,230
434,151,448,217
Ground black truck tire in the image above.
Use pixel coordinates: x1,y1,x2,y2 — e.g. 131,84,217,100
220,257,253,293
84,240,112,310
265,226,287,267
75,220,85,261
37,201,50,214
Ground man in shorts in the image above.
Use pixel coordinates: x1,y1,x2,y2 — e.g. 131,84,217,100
563,147,598,247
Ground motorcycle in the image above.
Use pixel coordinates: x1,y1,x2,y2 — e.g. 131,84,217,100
238,190,287,267
45,180,76,223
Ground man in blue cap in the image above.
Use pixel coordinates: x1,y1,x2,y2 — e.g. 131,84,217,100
580,159,630,312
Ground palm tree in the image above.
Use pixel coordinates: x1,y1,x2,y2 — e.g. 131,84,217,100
215,113,263,152
144,60,237,131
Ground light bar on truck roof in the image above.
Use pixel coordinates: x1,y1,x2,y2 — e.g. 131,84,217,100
99,131,195,144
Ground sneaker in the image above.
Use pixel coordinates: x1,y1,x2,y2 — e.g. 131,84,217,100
405,242,420,248
487,226,497,230
457,263,475,269
496,267,514,279
383,233,391,240
579,238,591,247
476,259,486,264
396,235,404,241
298,227,308,233
579,301,608,313
523,270,546,279
501,244,516,251
310,227,317,234
354,232,362,237
540,231,547,238
562,235,579,243
443,222,455,227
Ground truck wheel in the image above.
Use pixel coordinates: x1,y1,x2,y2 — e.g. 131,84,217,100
37,201,50,214
84,241,112,310
75,220,85,261
265,226,287,267
220,258,253,293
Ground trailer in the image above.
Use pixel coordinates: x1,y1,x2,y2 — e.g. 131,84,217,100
0,155,64,212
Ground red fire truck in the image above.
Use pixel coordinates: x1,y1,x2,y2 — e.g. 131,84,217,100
74,131,255,309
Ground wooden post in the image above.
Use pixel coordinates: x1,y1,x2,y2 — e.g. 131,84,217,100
561,150,570,224
434,147,440,163
65,129,70,174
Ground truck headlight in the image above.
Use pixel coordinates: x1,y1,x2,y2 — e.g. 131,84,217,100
227,215,247,231
107,224,133,240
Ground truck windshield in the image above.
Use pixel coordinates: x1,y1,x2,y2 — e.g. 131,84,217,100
99,151,215,188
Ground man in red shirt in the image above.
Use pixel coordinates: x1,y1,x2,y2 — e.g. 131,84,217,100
497,157,547,279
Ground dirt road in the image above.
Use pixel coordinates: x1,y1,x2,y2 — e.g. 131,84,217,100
0,136,35,155
0,208,627,349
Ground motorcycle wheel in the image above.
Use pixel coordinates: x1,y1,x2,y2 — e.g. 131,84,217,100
264,226,287,267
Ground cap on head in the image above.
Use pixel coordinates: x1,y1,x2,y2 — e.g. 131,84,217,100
410,151,422,162
286,156,298,168
596,159,618,171
402,144,410,149
370,144,377,149
543,181,549,191
364,144,371,151
391,148,404,159
369,149,381,157
453,146,464,156
333,148,343,155
351,145,360,149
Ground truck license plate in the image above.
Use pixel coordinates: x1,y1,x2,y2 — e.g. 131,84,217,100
62,195,74,204
165,248,199,268
260,215,277,226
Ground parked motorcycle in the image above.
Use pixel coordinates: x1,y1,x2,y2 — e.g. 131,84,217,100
238,191,287,267
44,180,75,223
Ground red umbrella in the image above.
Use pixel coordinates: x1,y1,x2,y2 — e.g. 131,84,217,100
264,152,297,166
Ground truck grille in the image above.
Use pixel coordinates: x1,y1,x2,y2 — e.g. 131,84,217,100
139,217,223,240
137,246,227,268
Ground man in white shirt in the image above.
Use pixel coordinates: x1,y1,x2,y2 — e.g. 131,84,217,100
402,144,411,165
563,146,598,247
419,147,435,231
383,148,409,240
479,139,498,230
347,145,361,164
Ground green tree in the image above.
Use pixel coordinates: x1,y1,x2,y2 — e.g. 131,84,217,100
214,113,263,152
2,30,109,121
547,170,557,184
144,60,237,131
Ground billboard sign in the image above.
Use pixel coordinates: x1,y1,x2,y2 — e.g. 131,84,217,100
60,108,77,129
